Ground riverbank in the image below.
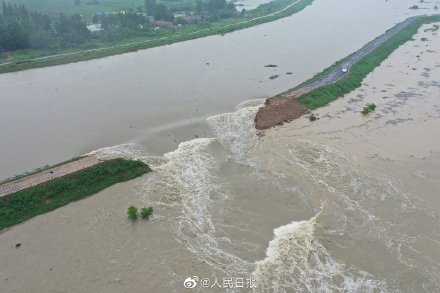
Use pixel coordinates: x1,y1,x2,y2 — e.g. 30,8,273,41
1,0,428,180
0,158,151,230
255,14,440,129
1,4,439,291
0,0,313,74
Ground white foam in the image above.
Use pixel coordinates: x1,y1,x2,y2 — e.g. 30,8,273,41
140,138,253,274
253,216,388,292
86,142,167,168
207,100,263,162
87,143,146,160
235,98,266,110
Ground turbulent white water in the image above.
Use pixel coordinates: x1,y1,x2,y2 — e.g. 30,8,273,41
253,216,388,293
88,93,440,292
2,9,439,293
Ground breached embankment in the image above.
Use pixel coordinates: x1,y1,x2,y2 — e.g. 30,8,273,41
254,97,309,129
255,14,440,129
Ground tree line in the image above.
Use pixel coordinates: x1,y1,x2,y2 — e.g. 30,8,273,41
144,0,238,21
0,2,90,50
0,0,240,52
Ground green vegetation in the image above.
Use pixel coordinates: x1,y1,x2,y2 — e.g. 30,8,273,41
0,158,151,230
361,103,376,115
126,205,153,220
0,3,91,50
140,206,154,219
7,0,197,16
297,15,440,110
0,0,314,73
0,156,84,185
8,0,144,16
128,205,138,221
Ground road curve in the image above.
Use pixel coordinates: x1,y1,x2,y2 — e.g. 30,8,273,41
284,15,422,99
255,15,430,130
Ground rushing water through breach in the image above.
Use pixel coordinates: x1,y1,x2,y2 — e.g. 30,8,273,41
0,0,435,179
1,1,440,292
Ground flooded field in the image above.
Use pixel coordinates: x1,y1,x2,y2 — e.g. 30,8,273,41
0,0,434,179
1,15,439,292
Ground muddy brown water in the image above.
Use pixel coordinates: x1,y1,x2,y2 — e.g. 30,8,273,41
0,0,432,180
1,1,440,292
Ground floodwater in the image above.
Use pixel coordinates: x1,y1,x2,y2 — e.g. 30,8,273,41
1,1,440,292
0,0,433,180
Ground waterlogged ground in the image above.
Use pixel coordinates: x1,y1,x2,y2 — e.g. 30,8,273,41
1,23,439,292
0,0,436,180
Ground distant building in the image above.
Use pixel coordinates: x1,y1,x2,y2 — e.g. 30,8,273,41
173,11,187,18
182,15,202,22
86,23,102,32
154,20,174,28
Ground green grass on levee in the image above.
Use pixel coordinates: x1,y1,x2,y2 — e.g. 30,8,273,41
297,15,440,110
0,158,151,230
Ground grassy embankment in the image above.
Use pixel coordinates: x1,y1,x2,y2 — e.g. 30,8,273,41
0,158,151,230
0,0,313,73
295,15,440,110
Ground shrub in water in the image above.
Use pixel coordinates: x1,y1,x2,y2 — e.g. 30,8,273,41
141,206,154,220
127,205,138,221
362,103,376,115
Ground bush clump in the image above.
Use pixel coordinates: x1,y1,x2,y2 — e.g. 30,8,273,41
141,206,154,220
127,205,138,221
361,103,376,115
127,205,154,221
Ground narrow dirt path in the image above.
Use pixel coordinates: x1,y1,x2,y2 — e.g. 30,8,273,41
0,156,102,197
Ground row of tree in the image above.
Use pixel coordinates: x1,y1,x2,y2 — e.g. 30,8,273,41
98,11,155,42
0,0,241,52
0,2,90,50
144,0,174,21
144,0,238,21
